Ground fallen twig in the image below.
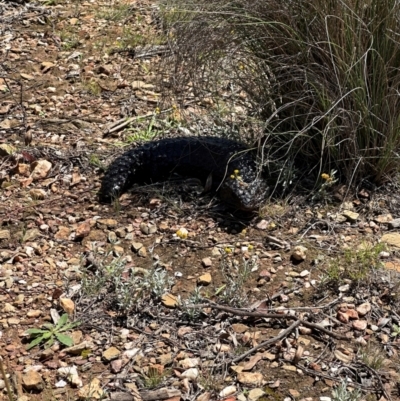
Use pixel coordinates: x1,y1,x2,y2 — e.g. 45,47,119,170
187,301,348,340
231,320,301,364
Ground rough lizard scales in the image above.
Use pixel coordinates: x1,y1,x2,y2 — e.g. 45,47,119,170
99,136,268,211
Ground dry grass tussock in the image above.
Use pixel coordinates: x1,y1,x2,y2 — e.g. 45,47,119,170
159,0,400,190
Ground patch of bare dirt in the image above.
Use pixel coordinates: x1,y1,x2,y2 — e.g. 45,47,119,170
1,1,400,401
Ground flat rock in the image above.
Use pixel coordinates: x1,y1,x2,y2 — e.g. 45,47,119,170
248,388,265,401
353,320,367,331
60,298,75,314
381,233,400,249
356,302,371,316
198,273,212,285
161,293,179,308
22,370,43,391
292,245,307,261
31,160,52,180
389,218,400,229
103,346,121,361
237,372,264,385
374,214,393,223
202,257,212,267
342,210,359,222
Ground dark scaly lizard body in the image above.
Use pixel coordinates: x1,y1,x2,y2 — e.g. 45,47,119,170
99,136,268,211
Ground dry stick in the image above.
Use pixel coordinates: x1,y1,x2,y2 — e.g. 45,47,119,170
188,302,348,340
231,320,301,364
0,357,14,401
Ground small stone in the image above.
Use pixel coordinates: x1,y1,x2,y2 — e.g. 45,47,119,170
3,303,15,312
140,222,157,235
103,347,121,362
131,242,143,252
337,311,349,323
179,358,200,369
248,388,265,401
232,323,248,333
258,270,271,280
77,378,104,399
161,293,179,308
181,368,199,380
55,226,71,240
219,385,236,398
289,389,301,398
389,218,400,229
353,320,367,331
356,302,371,316
202,257,212,268
237,372,264,385
342,210,359,222
374,214,393,223
138,247,147,257
256,220,269,230
110,359,123,373
299,270,310,277
381,233,400,249
96,219,118,229
292,245,308,261
282,365,297,372
60,298,75,314
22,370,43,391
31,160,52,181
27,309,42,318
198,273,212,285
345,309,359,320
76,221,91,238
70,330,83,345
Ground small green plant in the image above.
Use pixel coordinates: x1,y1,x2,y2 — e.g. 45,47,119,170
312,169,339,201
26,314,80,350
217,257,255,306
143,366,168,388
81,249,175,313
182,286,204,321
322,242,386,284
89,154,106,170
96,3,132,22
126,117,159,143
83,79,102,96
59,32,80,51
358,342,386,371
391,323,400,337
332,379,362,401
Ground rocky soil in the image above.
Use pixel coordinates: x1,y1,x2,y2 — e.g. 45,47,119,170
1,1,400,401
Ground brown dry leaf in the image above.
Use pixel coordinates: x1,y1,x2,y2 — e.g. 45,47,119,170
71,171,81,186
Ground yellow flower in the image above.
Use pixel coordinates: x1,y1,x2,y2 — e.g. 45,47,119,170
176,228,188,239
248,244,254,250
230,174,235,179
321,173,330,181
224,247,232,253
155,107,160,114
234,169,239,175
